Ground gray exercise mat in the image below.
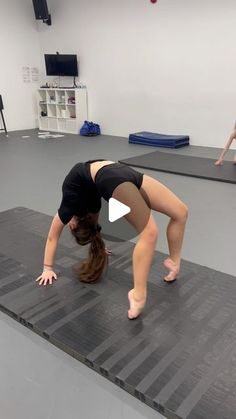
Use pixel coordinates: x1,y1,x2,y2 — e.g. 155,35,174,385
1,207,236,419
119,151,236,184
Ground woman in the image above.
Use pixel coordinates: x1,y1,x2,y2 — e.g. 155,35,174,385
215,124,236,165
36,159,188,319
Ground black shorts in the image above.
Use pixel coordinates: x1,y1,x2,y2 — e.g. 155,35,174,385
93,163,144,201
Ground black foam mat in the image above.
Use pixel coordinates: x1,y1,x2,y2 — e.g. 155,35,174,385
1,207,236,419
119,151,236,184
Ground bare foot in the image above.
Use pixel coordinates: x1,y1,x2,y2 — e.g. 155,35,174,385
163,258,179,282
128,289,146,320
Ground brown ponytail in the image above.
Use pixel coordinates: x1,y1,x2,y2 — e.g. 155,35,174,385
71,216,108,283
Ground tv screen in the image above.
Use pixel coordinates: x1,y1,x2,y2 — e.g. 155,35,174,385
44,54,78,77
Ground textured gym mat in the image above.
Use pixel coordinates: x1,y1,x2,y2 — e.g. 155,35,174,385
1,207,236,419
119,151,236,184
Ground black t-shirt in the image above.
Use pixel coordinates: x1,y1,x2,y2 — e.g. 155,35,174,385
58,162,102,225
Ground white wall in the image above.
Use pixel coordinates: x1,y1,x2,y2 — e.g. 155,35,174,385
0,0,42,131
37,0,236,147
1,0,236,148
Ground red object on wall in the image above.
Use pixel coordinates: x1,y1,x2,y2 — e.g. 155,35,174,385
150,0,157,3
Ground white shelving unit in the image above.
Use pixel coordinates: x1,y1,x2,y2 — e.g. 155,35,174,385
37,88,88,134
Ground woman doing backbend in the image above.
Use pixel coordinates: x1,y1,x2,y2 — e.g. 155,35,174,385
36,160,188,319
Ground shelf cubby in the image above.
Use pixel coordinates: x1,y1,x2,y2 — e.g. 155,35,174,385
37,88,87,134
48,118,58,131
67,105,76,119
56,105,68,119
56,90,66,105
47,104,57,118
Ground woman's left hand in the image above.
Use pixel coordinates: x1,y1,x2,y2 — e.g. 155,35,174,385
105,248,112,255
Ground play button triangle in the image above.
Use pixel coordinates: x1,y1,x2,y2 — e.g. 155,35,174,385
108,198,131,223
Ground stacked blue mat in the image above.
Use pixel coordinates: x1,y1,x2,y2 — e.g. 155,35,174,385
129,131,189,148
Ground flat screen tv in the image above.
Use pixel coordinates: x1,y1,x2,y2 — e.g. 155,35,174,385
44,54,78,77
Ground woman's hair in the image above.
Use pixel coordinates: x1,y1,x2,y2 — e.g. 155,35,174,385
71,215,108,283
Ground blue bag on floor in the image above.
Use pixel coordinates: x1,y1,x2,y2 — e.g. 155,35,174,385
80,121,101,136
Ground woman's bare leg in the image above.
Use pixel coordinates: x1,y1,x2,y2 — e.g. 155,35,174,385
140,175,188,282
113,182,158,319
127,215,158,318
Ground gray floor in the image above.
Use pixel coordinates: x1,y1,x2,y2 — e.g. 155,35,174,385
0,130,235,419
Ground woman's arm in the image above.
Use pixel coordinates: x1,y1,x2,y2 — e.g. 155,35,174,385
36,213,65,286
215,130,236,165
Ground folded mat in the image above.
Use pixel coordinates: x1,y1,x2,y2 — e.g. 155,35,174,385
119,150,236,184
129,132,189,148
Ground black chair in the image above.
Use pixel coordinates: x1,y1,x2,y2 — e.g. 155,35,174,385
0,95,8,136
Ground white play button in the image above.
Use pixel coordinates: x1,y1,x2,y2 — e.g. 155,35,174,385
108,198,131,222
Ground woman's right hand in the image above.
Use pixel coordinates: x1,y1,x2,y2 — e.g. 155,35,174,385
36,270,57,286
